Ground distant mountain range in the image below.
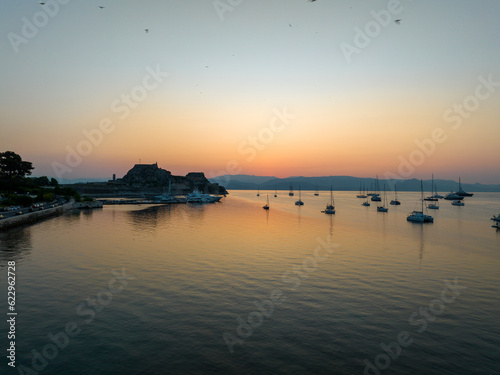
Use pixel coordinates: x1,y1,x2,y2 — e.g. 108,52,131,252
209,175,500,192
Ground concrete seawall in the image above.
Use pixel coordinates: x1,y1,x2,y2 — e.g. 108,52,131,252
0,201,75,231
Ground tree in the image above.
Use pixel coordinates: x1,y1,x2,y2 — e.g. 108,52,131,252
0,151,34,179
33,176,50,186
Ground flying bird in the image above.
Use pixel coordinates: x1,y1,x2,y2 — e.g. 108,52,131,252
39,2,46,4
145,29,149,33
99,6,105,9
395,19,401,24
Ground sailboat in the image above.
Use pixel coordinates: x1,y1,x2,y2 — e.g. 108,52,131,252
491,214,500,229
295,185,304,205
423,175,437,201
427,200,439,210
377,183,389,212
430,174,443,199
154,178,177,203
262,194,270,210
357,183,367,198
367,181,375,196
274,186,277,198
289,184,294,196
314,185,319,196
371,176,381,201
362,198,370,206
407,180,434,223
257,185,260,196
455,177,473,197
390,185,401,205
444,191,463,200
322,186,335,214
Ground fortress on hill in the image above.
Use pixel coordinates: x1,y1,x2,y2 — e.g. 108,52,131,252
68,163,227,197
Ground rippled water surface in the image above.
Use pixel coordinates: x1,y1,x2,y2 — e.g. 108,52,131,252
1,190,499,374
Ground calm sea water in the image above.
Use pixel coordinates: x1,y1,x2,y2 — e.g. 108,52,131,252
1,190,499,375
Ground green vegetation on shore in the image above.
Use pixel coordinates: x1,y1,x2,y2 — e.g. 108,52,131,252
0,151,82,206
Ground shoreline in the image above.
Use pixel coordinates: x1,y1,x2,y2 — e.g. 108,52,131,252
0,200,81,231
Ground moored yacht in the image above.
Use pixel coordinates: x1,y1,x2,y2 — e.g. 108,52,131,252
377,184,389,212
407,180,434,223
186,190,222,203
295,186,304,206
444,192,463,201
322,186,335,214
356,183,367,198
390,185,401,205
455,177,473,197
154,179,178,203
263,194,270,210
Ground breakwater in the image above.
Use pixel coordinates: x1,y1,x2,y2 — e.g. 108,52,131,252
0,201,75,230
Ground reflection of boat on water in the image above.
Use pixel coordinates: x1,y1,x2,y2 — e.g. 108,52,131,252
322,186,335,214
407,180,434,223
452,200,464,206
186,190,222,203
263,194,270,210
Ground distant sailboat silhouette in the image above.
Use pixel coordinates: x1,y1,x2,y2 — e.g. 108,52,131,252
295,186,304,205
322,186,335,214
263,194,270,210
377,183,389,212
390,185,401,205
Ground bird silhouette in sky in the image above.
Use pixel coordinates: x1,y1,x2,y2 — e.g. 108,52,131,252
395,19,401,24
99,6,105,9
145,29,149,33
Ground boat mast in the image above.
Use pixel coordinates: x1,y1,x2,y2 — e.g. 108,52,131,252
420,179,424,212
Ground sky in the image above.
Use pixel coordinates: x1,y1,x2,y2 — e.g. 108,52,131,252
1,0,500,184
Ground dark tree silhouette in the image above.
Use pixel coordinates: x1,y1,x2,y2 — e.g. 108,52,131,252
0,151,34,179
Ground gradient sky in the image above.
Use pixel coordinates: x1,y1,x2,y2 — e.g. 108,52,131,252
1,0,500,183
